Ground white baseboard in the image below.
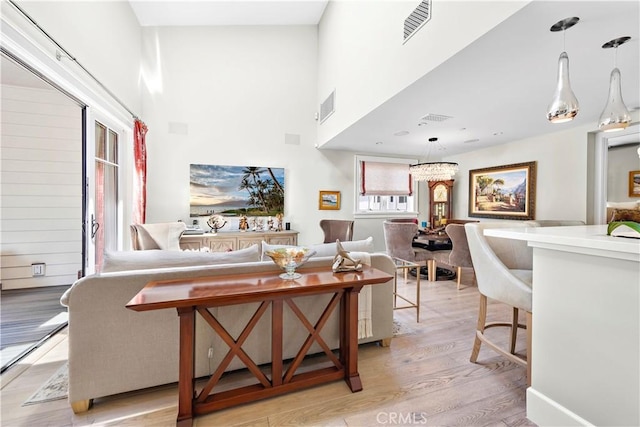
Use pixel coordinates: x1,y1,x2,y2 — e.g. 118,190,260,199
526,387,594,427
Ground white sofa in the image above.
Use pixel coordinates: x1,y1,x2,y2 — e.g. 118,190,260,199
60,241,394,413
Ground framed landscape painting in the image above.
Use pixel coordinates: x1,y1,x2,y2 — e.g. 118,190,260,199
629,170,640,198
190,164,284,217
469,161,536,220
319,191,341,210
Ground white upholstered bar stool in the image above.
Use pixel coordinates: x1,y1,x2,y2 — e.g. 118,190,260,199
465,222,533,385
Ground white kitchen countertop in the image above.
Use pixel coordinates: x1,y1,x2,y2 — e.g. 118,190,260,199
484,224,640,260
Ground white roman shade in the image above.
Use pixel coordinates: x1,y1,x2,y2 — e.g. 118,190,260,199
360,161,413,196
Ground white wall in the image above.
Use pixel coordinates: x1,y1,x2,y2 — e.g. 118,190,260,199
1,85,83,289
11,0,143,116
445,124,595,223
316,0,529,146
141,25,360,245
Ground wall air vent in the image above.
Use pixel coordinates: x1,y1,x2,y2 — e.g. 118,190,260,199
319,90,335,124
403,0,432,44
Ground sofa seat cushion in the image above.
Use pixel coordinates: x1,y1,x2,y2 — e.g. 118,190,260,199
102,244,261,273
260,237,374,261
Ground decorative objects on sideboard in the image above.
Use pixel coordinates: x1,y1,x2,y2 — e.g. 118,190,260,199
546,16,580,123
598,36,632,132
206,214,227,234
275,213,284,231
468,161,536,220
238,215,249,231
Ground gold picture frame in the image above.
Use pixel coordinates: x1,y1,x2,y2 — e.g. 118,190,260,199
469,161,536,220
629,170,640,198
319,191,341,210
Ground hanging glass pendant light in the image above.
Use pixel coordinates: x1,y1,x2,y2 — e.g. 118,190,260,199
546,17,580,123
598,36,632,132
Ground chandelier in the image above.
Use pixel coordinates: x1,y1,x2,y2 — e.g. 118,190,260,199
410,137,459,181
410,162,459,181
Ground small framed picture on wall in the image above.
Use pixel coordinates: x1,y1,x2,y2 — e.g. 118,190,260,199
319,191,341,210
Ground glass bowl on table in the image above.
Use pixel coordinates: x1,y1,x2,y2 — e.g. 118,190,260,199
264,247,316,280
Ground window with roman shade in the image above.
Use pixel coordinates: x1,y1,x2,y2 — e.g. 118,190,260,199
355,155,418,215
360,161,413,196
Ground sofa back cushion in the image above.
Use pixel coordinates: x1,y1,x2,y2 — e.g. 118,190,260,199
260,237,374,261
102,244,260,273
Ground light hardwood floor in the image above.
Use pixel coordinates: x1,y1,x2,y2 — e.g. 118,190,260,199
0,269,536,426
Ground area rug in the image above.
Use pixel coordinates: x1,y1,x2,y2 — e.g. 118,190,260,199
409,266,456,281
392,318,415,336
23,362,68,406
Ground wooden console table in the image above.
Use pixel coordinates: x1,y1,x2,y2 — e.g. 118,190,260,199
180,230,298,252
126,265,392,426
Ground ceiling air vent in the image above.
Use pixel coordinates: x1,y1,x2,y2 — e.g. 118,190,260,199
319,90,335,124
418,113,452,125
404,0,432,44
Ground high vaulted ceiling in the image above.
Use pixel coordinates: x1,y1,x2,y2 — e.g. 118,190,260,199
128,0,329,26
4,1,636,159
127,0,639,158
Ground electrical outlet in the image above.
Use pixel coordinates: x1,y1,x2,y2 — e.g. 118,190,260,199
32,263,45,277
207,347,214,358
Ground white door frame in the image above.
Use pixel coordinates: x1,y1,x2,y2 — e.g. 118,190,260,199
592,123,640,224
2,14,134,275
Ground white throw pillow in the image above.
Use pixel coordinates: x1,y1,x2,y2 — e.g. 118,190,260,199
102,244,260,273
260,237,374,261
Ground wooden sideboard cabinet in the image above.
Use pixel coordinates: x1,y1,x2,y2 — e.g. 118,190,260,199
180,230,298,252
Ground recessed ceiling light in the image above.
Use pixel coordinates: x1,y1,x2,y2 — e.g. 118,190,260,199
464,138,480,144
393,130,410,136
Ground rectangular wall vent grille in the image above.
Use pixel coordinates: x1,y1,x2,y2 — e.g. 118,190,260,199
320,90,335,124
420,113,452,123
404,0,432,43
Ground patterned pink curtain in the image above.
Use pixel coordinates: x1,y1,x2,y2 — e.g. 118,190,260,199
133,119,148,224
